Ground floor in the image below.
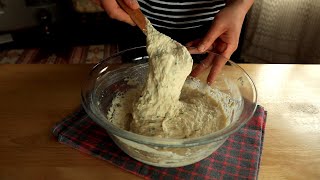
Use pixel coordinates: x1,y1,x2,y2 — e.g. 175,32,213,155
0,44,119,64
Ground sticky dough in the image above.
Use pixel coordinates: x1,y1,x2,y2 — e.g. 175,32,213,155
107,21,229,138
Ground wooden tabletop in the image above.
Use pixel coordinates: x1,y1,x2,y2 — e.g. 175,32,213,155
0,64,319,179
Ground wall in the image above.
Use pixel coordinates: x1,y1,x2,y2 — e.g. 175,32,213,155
241,0,320,64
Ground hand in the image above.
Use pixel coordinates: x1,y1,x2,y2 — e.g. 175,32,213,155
188,1,252,84
100,0,139,26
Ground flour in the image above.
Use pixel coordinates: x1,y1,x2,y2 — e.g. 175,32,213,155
106,20,230,138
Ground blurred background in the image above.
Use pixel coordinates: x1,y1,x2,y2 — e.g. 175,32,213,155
0,0,319,64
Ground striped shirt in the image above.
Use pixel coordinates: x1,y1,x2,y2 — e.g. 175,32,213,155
138,0,226,29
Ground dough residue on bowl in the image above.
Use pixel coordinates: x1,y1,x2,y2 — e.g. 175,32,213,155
106,21,231,139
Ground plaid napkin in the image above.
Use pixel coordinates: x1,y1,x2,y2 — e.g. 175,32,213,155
53,106,267,180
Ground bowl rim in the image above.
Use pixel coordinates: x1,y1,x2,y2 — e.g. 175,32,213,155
81,46,258,147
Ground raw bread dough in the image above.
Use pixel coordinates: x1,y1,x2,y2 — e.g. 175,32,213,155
107,21,229,138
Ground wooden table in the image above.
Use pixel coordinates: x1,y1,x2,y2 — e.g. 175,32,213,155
0,64,319,179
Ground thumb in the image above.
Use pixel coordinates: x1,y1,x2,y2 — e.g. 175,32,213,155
124,0,140,9
198,23,224,53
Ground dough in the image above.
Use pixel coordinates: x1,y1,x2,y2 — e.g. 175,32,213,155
106,21,229,138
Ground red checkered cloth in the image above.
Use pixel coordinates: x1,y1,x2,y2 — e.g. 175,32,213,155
52,105,267,180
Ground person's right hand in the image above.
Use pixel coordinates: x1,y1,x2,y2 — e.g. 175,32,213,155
100,0,139,26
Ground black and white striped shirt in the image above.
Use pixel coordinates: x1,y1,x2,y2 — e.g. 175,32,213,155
138,0,226,30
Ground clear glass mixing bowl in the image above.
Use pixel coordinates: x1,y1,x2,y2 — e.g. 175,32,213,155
81,46,257,167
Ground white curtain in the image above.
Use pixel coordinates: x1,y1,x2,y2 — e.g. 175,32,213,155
241,0,320,63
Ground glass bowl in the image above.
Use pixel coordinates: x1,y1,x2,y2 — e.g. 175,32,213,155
81,46,257,167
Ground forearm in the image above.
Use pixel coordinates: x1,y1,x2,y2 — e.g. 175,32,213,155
225,0,254,15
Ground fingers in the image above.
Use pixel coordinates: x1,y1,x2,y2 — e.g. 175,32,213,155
190,53,215,77
187,47,202,54
186,39,216,54
101,0,136,26
186,39,205,54
190,53,228,85
124,0,140,9
197,22,225,52
221,44,237,59
207,54,227,84
213,39,228,54
194,44,235,84
186,39,202,47
206,44,234,84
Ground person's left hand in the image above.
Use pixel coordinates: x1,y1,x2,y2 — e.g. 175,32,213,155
187,2,249,84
